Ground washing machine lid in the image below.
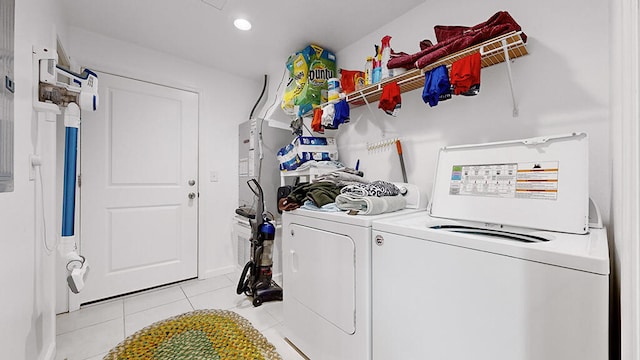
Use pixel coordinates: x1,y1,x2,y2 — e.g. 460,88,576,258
429,133,589,234
372,212,609,275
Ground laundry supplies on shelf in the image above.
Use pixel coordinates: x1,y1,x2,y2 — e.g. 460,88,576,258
281,44,337,117
327,77,341,102
277,136,338,171
339,69,365,94
372,44,382,84
380,35,406,79
282,12,526,126
296,136,338,163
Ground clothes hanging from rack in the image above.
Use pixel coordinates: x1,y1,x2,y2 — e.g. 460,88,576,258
422,65,451,107
378,81,402,116
321,103,335,128
316,100,350,131
332,99,350,127
311,107,324,133
451,52,482,96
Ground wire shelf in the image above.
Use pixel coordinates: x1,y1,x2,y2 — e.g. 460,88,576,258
346,31,528,107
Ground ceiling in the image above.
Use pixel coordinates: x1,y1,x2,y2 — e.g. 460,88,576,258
60,0,425,80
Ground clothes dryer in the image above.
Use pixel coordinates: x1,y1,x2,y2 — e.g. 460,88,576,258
282,183,427,360
370,133,610,360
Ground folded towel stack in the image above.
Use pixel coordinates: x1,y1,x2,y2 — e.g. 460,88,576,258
335,194,407,215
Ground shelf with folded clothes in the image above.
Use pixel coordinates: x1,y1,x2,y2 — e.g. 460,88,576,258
345,31,528,108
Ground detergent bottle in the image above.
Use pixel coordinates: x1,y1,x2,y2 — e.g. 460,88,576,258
364,56,373,85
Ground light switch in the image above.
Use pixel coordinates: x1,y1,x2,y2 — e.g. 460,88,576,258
210,171,218,182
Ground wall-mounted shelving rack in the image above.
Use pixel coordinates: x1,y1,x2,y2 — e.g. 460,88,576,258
345,31,528,116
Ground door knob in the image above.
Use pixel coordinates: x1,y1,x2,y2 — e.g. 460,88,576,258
188,192,196,199
188,179,196,186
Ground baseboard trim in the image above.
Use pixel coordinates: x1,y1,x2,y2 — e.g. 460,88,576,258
200,266,236,279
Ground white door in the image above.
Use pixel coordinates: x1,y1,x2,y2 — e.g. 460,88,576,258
79,72,198,303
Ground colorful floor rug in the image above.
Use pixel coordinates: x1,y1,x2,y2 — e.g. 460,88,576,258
104,309,282,360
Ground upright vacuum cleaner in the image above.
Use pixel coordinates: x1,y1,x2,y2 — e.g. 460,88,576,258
236,179,283,307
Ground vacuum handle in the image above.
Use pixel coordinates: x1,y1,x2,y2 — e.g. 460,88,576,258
247,178,264,199
247,179,265,228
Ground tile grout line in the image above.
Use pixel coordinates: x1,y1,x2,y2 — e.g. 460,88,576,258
181,285,195,310
56,301,124,336
121,297,126,343
123,286,194,316
122,298,194,338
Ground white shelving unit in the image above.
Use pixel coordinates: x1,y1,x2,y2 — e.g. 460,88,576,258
280,167,326,186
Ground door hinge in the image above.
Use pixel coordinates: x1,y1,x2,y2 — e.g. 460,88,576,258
77,174,81,187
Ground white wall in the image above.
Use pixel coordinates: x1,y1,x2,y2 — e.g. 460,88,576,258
62,28,261,293
610,1,640,359
0,0,65,358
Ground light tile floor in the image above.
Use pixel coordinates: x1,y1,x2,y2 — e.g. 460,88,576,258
55,273,306,360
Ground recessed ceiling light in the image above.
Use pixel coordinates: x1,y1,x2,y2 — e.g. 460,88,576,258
233,18,252,31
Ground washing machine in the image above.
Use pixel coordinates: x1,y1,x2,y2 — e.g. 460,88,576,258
370,133,610,360
282,183,427,360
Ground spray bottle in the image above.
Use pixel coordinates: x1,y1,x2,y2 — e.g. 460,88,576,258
380,35,392,80
372,45,381,84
